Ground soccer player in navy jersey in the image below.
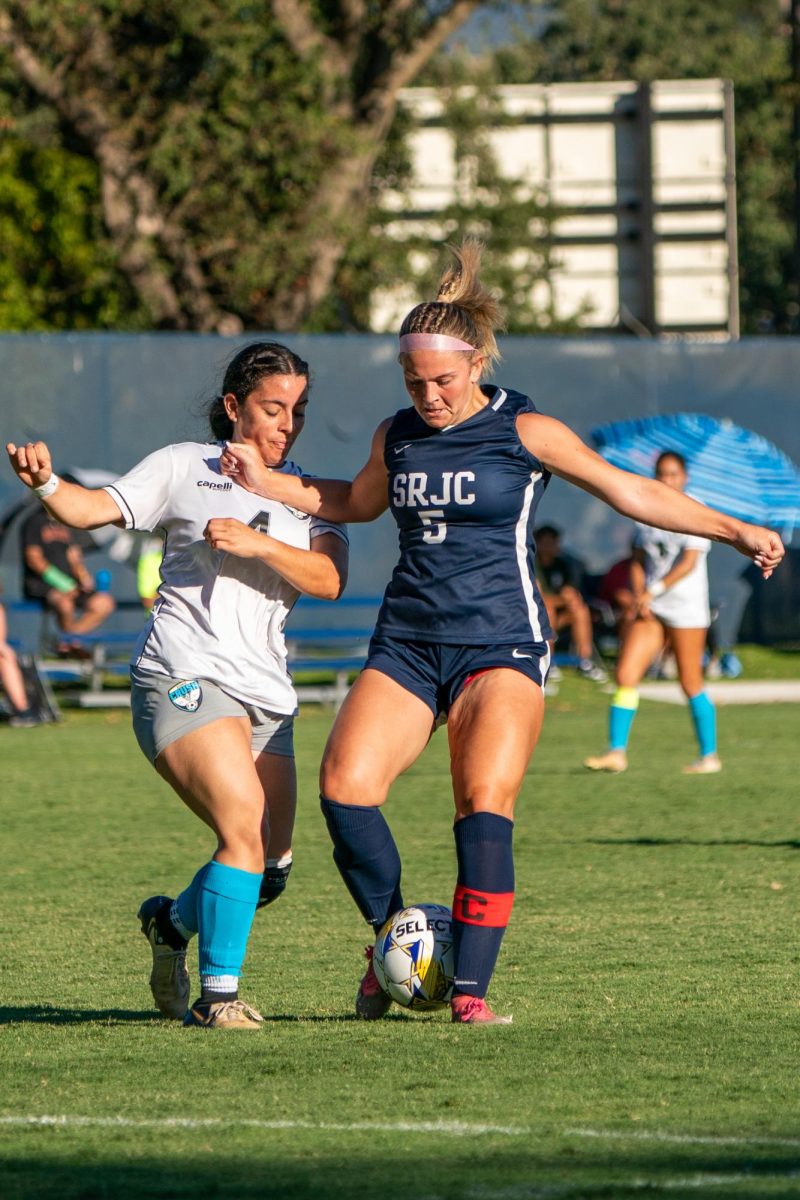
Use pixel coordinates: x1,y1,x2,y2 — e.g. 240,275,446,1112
221,241,784,1024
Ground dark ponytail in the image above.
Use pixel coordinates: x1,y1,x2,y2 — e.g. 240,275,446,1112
207,342,310,440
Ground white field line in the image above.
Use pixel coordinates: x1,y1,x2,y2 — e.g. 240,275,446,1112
0,1114,529,1138
463,1173,800,1199
3,1117,800,1150
566,1126,800,1150
4,1119,800,1197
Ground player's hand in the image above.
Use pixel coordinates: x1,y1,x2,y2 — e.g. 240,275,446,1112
733,525,784,579
204,517,267,559
6,440,53,489
636,593,652,617
219,442,273,495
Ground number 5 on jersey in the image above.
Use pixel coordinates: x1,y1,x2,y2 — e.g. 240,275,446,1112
420,509,446,544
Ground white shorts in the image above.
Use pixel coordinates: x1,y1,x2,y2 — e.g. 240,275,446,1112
130,666,294,765
650,597,710,630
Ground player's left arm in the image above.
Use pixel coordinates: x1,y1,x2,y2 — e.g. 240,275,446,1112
656,547,703,591
203,521,348,600
638,548,702,616
517,413,785,578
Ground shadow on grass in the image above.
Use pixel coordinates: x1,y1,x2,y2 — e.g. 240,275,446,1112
1,1145,799,1200
583,837,800,849
0,1005,157,1026
0,1005,424,1027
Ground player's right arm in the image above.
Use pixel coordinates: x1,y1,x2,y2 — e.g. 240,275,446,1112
6,441,123,530
220,421,391,524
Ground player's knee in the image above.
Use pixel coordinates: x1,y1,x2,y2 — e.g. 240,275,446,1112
256,853,293,910
458,787,515,819
320,756,387,807
217,821,264,872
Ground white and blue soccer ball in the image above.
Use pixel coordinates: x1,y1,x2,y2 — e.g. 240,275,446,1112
373,904,455,1010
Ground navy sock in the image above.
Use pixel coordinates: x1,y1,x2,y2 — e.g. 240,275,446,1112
320,796,403,930
452,812,515,999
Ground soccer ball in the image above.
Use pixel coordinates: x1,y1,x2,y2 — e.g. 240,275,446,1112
373,904,455,1010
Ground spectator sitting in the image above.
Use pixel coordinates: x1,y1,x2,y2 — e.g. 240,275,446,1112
0,594,42,726
20,505,115,657
597,548,638,635
535,524,606,682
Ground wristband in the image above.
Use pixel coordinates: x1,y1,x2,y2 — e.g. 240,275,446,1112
649,580,666,598
33,473,60,499
42,564,77,593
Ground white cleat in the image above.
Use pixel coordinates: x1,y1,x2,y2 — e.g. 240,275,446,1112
583,749,628,773
682,754,722,775
138,895,190,1020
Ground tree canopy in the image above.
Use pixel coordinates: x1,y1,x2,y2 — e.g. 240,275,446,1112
0,0,482,332
0,1,796,334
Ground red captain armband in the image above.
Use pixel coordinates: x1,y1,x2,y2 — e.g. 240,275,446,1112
453,885,515,928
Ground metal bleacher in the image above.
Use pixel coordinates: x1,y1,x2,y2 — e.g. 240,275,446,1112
8,595,381,711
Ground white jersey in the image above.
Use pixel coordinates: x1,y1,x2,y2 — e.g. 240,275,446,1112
104,442,347,713
634,521,711,629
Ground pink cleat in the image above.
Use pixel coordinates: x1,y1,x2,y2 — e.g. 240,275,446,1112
355,945,392,1020
451,995,512,1025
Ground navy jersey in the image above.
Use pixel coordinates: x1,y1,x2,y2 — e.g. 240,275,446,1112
375,385,553,645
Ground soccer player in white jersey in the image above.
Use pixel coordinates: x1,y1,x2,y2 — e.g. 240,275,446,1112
218,242,783,1025
6,343,349,1029
585,451,721,775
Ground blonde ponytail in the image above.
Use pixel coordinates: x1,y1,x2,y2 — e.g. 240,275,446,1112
399,239,504,376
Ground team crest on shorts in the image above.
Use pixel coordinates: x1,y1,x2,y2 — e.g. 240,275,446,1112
168,680,203,712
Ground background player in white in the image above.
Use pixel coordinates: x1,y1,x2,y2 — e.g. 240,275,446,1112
218,242,783,1024
6,342,349,1029
585,450,720,775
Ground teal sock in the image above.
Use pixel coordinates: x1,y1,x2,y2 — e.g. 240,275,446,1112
198,860,262,987
609,687,639,751
173,864,209,937
688,691,717,757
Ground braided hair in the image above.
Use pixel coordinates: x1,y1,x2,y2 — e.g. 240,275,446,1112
207,342,310,440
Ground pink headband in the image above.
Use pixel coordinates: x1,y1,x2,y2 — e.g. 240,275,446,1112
398,333,476,353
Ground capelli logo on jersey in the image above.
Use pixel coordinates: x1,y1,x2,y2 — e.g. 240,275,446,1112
196,479,232,490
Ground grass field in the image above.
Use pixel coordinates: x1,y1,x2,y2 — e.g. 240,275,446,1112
1,675,799,1199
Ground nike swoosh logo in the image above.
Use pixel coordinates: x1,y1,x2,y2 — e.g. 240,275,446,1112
512,649,533,659
393,443,413,455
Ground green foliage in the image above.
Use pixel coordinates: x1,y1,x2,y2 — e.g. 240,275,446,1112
0,1,401,330
0,138,146,330
494,0,797,334
2,2,794,334
0,684,799,1197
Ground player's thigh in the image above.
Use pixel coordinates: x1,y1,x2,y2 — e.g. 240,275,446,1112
615,616,665,687
156,715,265,841
668,626,707,696
447,668,545,819
320,667,434,805
254,750,297,859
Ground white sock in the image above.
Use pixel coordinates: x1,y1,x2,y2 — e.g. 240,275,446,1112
201,974,239,996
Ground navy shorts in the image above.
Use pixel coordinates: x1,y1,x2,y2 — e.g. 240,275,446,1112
365,632,551,719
